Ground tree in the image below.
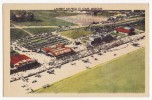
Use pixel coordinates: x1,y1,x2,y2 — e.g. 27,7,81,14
10,13,16,21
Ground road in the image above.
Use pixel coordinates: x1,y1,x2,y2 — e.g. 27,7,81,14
10,25,59,29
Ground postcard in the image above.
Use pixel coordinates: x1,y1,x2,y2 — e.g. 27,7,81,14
3,3,149,96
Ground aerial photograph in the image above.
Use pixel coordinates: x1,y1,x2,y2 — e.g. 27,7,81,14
9,9,146,95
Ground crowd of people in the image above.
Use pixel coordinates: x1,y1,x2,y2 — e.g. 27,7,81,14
48,33,145,69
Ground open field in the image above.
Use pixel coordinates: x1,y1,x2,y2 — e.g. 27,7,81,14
35,48,145,93
61,28,93,39
57,14,108,26
11,10,78,26
23,27,57,35
10,28,29,41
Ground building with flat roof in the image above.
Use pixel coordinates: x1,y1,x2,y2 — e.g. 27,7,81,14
42,44,74,58
115,27,135,35
10,54,39,74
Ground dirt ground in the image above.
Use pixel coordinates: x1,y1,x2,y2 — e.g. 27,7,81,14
56,14,108,26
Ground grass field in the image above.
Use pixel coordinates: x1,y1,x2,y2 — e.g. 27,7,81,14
11,10,78,26
81,37,90,43
61,28,93,39
111,32,126,37
23,28,57,35
34,48,145,93
10,28,29,41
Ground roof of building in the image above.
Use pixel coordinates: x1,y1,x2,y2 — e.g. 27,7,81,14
115,27,130,33
43,44,73,57
11,54,34,67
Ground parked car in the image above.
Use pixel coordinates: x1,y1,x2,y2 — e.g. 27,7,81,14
32,80,37,83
